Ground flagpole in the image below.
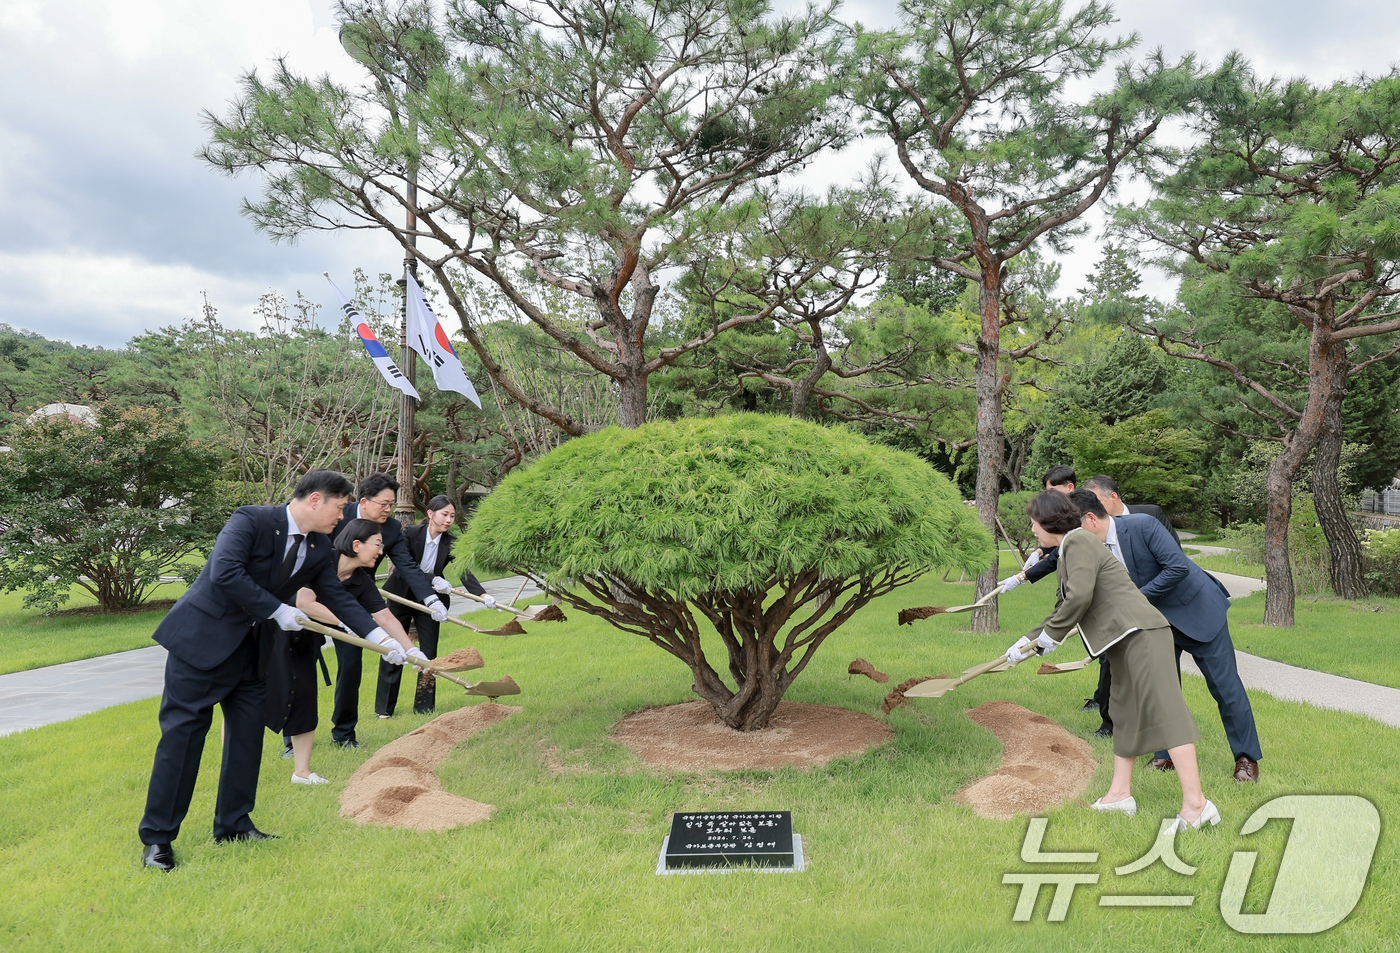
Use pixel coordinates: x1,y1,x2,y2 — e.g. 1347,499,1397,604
396,149,418,523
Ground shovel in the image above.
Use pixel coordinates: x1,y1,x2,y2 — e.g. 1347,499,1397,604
379,589,526,636
294,616,520,697
1038,655,1094,674
898,585,1006,626
452,587,560,622
901,654,1017,699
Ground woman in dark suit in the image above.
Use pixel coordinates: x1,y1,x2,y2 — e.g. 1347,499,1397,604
1005,491,1219,831
267,519,424,785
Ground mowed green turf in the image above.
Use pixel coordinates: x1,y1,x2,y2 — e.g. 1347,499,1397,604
1223,590,1400,691
2,568,1396,952
0,583,188,675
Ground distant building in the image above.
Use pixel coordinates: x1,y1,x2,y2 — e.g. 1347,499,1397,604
26,402,98,426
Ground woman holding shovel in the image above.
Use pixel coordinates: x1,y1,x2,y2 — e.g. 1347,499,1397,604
1005,492,1219,833
267,519,429,785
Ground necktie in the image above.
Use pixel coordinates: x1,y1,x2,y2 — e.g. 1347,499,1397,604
277,534,305,588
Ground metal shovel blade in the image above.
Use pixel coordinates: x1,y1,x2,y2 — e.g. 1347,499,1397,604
901,676,964,698
464,679,521,697
1038,655,1093,674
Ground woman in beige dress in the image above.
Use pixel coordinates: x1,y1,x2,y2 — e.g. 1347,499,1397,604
1005,491,1219,831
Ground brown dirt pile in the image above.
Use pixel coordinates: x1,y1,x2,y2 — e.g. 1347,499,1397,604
339,702,521,831
953,701,1097,820
612,700,892,772
880,674,955,713
897,606,943,625
848,658,890,683
434,647,484,670
532,604,567,622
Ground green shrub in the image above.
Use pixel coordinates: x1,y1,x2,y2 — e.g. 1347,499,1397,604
997,489,1038,558
1363,528,1400,595
461,415,991,730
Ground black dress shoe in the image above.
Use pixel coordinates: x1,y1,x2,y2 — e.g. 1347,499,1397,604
1080,697,1100,712
335,738,363,749
1093,723,1113,737
214,827,280,844
142,843,176,871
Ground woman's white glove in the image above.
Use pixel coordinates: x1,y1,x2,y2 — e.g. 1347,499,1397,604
998,574,1024,593
482,594,497,609
431,575,453,594
423,595,449,622
1005,636,1036,664
1034,630,1059,655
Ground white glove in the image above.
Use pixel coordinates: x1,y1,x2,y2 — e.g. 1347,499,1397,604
271,603,304,631
1034,629,1059,655
1005,636,1036,665
1024,549,1042,570
365,626,395,646
381,644,408,666
482,594,497,609
405,647,430,667
431,575,453,595
424,595,448,622
998,574,1024,593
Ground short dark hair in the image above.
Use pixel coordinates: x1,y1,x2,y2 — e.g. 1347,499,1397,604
334,518,384,557
292,469,354,501
1085,474,1120,497
358,472,400,501
1068,488,1108,520
425,494,455,514
1027,490,1083,535
1044,465,1077,488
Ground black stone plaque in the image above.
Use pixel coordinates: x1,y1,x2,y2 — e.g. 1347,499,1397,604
664,811,794,869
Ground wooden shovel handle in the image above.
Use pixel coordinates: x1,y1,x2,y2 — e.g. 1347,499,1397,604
452,588,535,620
378,589,480,632
294,615,473,690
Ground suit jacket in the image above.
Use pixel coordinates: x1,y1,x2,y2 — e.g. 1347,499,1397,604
384,523,484,597
1037,528,1170,657
332,503,436,603
1124,502,1181,547
152,505,379,671
1116,513,1230,642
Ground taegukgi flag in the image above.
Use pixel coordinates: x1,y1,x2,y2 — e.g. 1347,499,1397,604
404,274,482,408
325,275,420,400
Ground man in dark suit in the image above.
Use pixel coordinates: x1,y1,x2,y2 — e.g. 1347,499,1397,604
325,473,445,748
138,470,405,871
1071,490,1263,782
1080,475,1184,731
376,494,493,716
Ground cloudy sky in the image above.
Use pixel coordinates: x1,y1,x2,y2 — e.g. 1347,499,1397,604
2,0,1399,348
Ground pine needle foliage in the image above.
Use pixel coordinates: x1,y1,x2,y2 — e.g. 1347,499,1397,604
462,414,990,729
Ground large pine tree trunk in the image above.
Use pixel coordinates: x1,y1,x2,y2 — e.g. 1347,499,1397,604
1263,323,1342,626
971,272,1004,634
1312,345,1367,597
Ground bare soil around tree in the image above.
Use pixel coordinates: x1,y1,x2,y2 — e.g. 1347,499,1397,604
953,700,1098,819
611,700,893,771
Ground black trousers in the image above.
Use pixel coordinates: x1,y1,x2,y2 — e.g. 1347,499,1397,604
1093,657,1113,730
330,637,365,745
376,602,440,715
139,633,265,844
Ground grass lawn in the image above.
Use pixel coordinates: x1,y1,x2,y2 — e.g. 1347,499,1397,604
1223,590,1400,692
1193,553,1266,580
3,566,1397,952
0,583,188,676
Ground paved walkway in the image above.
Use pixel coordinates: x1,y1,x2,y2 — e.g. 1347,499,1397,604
5,568,1400,738
0,576,543,737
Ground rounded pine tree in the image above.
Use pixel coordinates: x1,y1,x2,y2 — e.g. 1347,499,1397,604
462,415,990,730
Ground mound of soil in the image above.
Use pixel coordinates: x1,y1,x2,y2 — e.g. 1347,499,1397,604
434,647,484,670
612,700,892,772
848,658,890,683
339,702,520,831
952,701,1097,819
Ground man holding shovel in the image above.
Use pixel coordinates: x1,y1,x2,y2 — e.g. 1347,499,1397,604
323,473,447,750
138,470,406,871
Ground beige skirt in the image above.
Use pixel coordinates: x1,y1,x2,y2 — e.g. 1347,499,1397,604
1104,625,1200,758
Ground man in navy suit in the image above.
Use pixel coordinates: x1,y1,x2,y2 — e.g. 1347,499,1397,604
1071,490,1262,782
324,473,445,748
138,470,408,871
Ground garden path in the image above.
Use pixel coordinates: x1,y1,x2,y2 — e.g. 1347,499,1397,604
0,576,542,737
